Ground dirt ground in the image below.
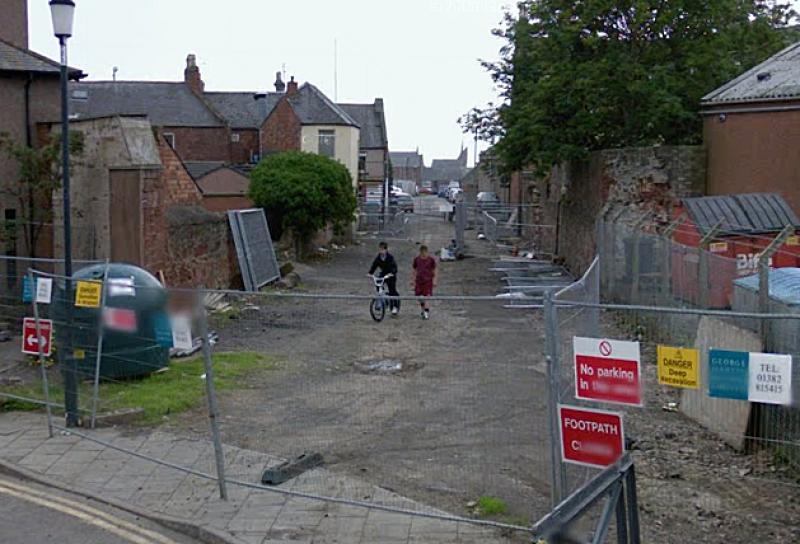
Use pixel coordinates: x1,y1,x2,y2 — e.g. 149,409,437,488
171,198,800,543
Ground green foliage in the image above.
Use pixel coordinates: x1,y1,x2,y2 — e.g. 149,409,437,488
0,130,85,255
249,151,357,245
0,352,274,425
463,1,796,174
477,496,508,516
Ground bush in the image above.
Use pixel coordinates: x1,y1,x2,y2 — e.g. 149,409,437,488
249,151,356,252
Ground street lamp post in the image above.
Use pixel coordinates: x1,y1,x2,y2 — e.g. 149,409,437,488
50,0,78,427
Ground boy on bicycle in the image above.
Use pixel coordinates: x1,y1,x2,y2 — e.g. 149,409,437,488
412,245,437,319
368,241,400,316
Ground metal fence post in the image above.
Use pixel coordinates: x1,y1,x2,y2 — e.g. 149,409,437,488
198,299,228,500
29,270,53,438
89,260,110,429
625,464,641,544
543,290,566,505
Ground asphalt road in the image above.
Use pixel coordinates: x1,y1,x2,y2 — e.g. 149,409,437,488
0,474,198,544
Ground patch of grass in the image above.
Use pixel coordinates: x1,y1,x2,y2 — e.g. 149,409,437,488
477,496,508,517
0,351,275,425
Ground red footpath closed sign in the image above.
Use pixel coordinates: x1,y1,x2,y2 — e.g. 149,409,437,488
22,318,53,357
573,337,643,406
559,405,625,468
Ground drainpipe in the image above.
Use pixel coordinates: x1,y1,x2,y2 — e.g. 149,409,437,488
24,73,34,256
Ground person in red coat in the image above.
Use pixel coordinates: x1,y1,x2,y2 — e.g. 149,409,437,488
412,245,438,319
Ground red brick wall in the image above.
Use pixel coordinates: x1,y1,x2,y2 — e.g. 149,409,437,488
230,129,259,164
704,106,800,214
142,131,235,288
261,99,301,153
166,126,231,161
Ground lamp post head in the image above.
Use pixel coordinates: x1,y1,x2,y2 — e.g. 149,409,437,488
49,0,76,39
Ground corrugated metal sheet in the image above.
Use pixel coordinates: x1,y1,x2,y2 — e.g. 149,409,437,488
733,267,800,306
683,193,799,235
702,41,800,105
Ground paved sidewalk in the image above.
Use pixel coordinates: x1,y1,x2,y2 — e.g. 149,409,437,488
0,413,515,544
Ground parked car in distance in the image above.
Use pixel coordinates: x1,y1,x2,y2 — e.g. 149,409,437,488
393,193,414,213
476,191,501,209
419,187,434,195
446,187,463,203
437,187,449,199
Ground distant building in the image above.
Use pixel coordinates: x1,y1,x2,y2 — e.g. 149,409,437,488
702,41,800,213
390,150,424,184
423,147,470,189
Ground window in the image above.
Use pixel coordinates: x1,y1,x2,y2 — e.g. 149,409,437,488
358,152,367,173
231,132,240,143
163,132,176,149
318,130,335,158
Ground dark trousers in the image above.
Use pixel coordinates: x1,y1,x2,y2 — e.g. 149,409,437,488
385,276,400,310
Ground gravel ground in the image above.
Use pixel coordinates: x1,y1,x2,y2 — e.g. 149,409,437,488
171,198,799,543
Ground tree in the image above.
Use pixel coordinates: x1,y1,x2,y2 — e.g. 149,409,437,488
463,0,796,174
249,151,357,256
0,131,84,257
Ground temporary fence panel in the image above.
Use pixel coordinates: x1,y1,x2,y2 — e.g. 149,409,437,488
228,209,280,291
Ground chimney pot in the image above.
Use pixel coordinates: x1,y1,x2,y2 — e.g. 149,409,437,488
184,53,204,94
286,76,299,96
274,71,286,93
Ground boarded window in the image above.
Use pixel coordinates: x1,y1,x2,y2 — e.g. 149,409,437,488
318,130,335,158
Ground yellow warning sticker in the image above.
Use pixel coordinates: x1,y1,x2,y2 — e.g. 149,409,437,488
73,349,86,360
657,345,699,389
786,235,800,247
709,242,728,253
75,281,102,308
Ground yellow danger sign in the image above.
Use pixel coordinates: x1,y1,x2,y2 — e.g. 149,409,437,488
75,281,102,308
787,235,800,247
657,345,699,389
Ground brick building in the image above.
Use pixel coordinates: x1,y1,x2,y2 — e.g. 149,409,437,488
423,147,471,191
49,115,237,288
0,0,84,257
390,151,424,184
702,41,800,214
339,100,389,196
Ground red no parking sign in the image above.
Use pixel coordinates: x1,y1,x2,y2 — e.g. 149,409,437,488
573,337,643,406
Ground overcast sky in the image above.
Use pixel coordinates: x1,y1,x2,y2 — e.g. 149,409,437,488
28,0,511,166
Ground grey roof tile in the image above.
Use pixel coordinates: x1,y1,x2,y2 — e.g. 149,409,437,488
702,41,800,105
183,161,226,180
339,101,387,149
287,84,359,126
204,91,282,129
390,151,423,168
69,81,223,127
0,38,82,77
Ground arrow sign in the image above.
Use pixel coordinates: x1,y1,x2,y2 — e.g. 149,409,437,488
22,318,53,357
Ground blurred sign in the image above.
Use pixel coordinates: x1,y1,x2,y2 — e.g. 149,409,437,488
657,345,699,389
22,318,52,357
786,235,799,246
35,278,53,304
709,242,728,253
75,281,102,308
559,405,624,468
22,276,34,303
153,313,173,348
709,349,749,400
102,308,138,333
108,277,135,297
748,352,792,406
574,337,642,406
170,315,193,351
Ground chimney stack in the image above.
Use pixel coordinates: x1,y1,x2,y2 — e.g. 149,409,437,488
184,54,204,94
286,76,299,96
274,71,286,93
0,0,29,49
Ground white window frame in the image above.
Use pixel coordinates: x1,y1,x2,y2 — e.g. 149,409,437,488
318,130,336,158
163,132,176,149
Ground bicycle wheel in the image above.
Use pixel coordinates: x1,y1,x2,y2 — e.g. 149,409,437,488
370,298,385,322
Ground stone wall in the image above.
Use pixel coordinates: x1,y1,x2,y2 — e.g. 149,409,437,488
551,146,706,274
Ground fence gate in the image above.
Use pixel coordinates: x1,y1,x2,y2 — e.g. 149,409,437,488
228,209,280,291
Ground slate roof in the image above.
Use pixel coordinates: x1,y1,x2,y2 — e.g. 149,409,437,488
390,151,424,169
424,159,471,183
683,193,800,235
287,84,359,126
703,41,800,105
0,38,83,77
204,91,282,129
184,161,226,180
339,101,387,149
69,81,223,127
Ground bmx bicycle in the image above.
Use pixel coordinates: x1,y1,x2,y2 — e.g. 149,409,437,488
369,273,394,322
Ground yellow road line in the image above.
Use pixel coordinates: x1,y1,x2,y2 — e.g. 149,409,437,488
0,478,179,544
